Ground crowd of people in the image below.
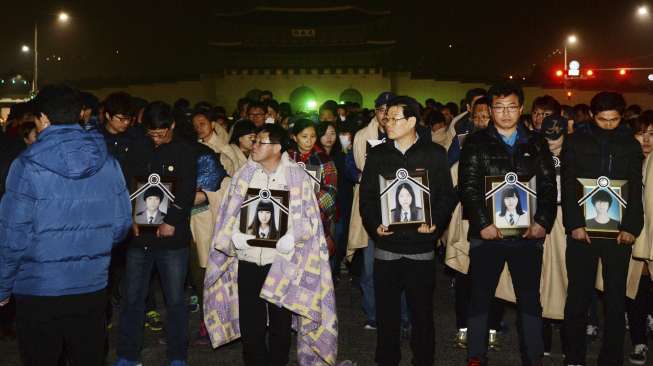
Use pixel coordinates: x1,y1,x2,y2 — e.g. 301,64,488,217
0,81,652,366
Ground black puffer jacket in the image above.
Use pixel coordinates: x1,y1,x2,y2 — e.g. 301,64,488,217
560,123,643,236
359,132,457,254
459,123,557,238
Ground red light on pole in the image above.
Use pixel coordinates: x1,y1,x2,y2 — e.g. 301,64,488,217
556,69,564,77
619,68,627,76
567,91,573,97
586,69,594,77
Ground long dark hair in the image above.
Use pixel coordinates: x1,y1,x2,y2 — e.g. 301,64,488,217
499,186,524,216
248,200,278,239
392,183,419,222
316,121,342,156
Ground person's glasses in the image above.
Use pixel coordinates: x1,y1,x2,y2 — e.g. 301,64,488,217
113,114,132,123
492,105,520,114
375,107,387,113
253,139,278,146
147,129,170,139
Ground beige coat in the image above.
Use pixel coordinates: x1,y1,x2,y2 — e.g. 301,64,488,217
190,142,248,268
346,117,382,260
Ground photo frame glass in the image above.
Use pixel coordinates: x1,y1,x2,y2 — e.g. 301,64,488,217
379,168,431,231
485,173,537,237
130,174,176,230
239,188,289,248
577,177,628,238
298,162,321,193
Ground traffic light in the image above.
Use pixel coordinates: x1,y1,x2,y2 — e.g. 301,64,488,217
619,68,628,76
555,69,564,78
586,69,594,77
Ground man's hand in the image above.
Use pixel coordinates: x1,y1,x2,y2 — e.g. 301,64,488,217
571,227,591,244
132,223,140,237
417,224,437,234
480,224,503,241
0,298,9,307
376,225,394,237
617,231,636,245
522,222,546,239
157,223,175,238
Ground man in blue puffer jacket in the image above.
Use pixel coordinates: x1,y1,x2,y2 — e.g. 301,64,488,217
0,85,132,366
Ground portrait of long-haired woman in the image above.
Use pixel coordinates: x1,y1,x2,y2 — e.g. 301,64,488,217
247,200,279,239
495,186,529,227
390,182,424,223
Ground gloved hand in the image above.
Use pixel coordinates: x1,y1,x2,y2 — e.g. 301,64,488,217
232,231,255,251
276,233,295,255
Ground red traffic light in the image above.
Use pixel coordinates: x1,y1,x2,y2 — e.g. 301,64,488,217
619,68,627,76
586,69,594,77
555,70,564,77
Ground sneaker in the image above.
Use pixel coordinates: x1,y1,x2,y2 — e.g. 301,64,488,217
543,351,551,357
113,358,143,366
192,320,211,347
145,310,164,332
188,295,200,313
586,324,599,338
363,321,377,330
488,329,500,351
454,328,467,349
629,344,648,365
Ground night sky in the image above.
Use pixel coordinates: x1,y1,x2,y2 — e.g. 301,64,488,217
1,0,652,85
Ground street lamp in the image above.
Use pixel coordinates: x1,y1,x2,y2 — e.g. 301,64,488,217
637,5,650,17
21,45,30,53
31,11,71,93
564,34,578,73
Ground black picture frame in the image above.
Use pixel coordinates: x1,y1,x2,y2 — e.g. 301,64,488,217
576,177,628,239
297,162,322,194
485,172,537,237
379,168,431,231
239,188,290,248
130,174,177,232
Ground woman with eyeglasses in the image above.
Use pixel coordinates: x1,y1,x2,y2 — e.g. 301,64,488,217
288,119,338,257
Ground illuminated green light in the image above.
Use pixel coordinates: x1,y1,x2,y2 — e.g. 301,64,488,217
306,100,317,109
339,100,345,105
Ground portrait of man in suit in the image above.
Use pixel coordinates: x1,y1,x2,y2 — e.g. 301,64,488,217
135,187,167,225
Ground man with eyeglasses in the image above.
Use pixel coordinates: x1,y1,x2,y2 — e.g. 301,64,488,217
360,95,456,366
459,81,557,366
204,123,338,366
561,92,644,366
115,102,197,366
246,101,268,128
530,95,561,131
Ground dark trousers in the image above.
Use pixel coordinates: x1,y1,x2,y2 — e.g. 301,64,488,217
627,274,653,347
374,257,435,366
238,261,293,366
467,241,544,365
563,237,631,366
189,240,206,312
117,246,189,362
455,271,505,330
15,290,107,366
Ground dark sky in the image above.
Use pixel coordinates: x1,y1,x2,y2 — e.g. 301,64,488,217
2,0,652,85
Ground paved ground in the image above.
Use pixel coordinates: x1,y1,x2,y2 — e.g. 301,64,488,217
0,257,650,365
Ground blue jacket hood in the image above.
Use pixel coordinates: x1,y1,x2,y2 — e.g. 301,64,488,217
23,124,108,179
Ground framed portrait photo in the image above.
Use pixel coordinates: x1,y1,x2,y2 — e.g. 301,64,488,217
577,177,628,239
130,174,176,231
297,162,322,193
485,172,537,237
379,168,431,231
239,188,289,248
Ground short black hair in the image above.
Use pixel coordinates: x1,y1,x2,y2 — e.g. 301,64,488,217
465,88,487,105
387,95,421,124
472,96,490,109
103,92,135,117
194,101,213,111
266,99,280,113
32,84,82,125
143,101,175,130
630,110,653,133
532,95,561,115
173,98,190,111
590,92,626,116
143,186,164,201
591,189,613,208
444,102,459,116
257,123,291,152
424,109,446,127
191,109,211,122
291,118,316,136
246,101,266,113
260,90,273,98
79,91,99,113
487,81,524,106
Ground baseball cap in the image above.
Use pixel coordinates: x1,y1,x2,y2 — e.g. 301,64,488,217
375,92,396,108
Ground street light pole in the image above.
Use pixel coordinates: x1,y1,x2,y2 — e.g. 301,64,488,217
33,22,38,93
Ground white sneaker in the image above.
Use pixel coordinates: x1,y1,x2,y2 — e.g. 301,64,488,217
647,315,653,333
629,344,648,365
586,324,599,337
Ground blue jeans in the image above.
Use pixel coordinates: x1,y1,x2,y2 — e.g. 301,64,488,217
117,246,189,362
360,239,409,325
